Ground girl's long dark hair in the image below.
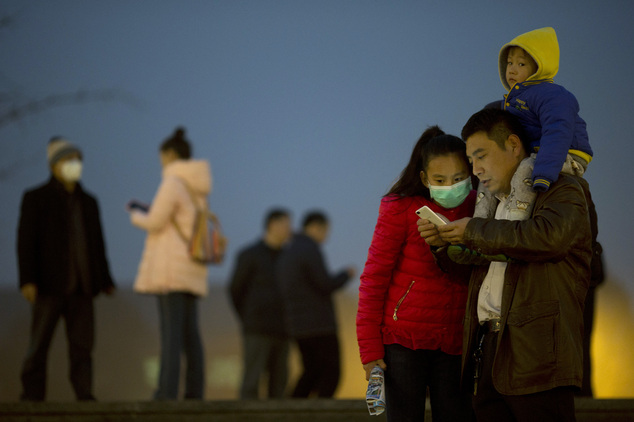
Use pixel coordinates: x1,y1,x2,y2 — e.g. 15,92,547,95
385,125,470,199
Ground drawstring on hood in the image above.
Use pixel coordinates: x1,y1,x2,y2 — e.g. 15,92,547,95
499,27,560,91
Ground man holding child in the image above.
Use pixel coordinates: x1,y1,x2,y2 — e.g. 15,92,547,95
418,108,591,421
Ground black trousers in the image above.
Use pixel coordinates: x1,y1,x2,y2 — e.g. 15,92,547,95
292,333,340,398
20,295,95,401
472,329,576,422
383,344,472,422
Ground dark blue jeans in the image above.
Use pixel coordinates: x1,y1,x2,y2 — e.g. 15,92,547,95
154,292,204,400
20,295,94,401
240,333,289,399
383,343,471,422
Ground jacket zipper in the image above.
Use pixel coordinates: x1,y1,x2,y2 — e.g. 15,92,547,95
393,280,415,321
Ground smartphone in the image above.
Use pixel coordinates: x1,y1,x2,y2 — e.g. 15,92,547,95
127,200,149,213
415,206,448,226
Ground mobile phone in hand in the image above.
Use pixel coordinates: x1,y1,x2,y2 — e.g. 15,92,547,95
415,206,448,226
127,200,149,213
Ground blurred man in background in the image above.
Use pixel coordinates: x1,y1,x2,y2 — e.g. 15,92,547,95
278,211,355,398
229,208,293,399
17,137,115,401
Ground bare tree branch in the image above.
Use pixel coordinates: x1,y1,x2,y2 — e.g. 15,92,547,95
0,10,142,181
0,88,142,128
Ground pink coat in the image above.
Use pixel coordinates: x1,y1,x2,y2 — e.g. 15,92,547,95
131,159,212,297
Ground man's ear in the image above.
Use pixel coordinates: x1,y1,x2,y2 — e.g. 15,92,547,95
419,171,429,187
506,134,524,156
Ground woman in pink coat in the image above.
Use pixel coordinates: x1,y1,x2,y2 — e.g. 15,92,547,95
357,126,476,421
129,127,212,400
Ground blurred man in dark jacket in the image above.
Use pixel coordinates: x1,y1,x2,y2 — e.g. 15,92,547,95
17,137,115,401
229,208,292,399
277,211,355,398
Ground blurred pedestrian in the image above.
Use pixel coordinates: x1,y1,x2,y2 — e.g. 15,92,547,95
17,136,116,401
229,208,292,399
277,211,355,398
128,127,212,400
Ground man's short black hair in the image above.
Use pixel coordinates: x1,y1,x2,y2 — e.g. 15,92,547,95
302,210,328,229
461,108,531,153
264,208,290,230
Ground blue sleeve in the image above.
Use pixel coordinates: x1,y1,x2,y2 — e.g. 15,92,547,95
531,86,580,191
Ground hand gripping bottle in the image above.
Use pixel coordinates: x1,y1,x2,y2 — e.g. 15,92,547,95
366,366,386,416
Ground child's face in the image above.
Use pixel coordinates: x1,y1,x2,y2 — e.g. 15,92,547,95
420,153,470,188
506,47,537,88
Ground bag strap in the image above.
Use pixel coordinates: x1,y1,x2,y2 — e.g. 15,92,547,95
171,178,219,243
179,179,206,212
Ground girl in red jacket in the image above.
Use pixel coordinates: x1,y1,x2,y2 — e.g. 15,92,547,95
357,126,476,421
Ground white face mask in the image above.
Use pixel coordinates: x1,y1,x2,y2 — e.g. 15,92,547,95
60,159,83,182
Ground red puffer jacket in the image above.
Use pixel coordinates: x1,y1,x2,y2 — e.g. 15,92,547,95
357,192,476,364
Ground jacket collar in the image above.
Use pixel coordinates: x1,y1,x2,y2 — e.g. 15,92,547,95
47,175,83,196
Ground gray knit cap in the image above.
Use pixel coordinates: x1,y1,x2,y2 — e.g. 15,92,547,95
47,136,82,167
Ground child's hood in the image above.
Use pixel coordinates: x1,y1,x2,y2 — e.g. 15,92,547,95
498,27,560,91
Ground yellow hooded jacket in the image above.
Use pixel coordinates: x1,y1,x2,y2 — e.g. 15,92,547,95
497,27,592,191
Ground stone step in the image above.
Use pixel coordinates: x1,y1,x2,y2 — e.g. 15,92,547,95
1,398,633,422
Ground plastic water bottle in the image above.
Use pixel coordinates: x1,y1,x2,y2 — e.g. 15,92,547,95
366,366,386,416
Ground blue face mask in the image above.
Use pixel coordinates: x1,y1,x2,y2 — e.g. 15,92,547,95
428,178,472,209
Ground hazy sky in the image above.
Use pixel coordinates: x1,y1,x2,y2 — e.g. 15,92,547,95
2,0,633,303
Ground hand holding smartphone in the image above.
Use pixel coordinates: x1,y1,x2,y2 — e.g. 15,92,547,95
126,200,149,213
415,206,449,226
